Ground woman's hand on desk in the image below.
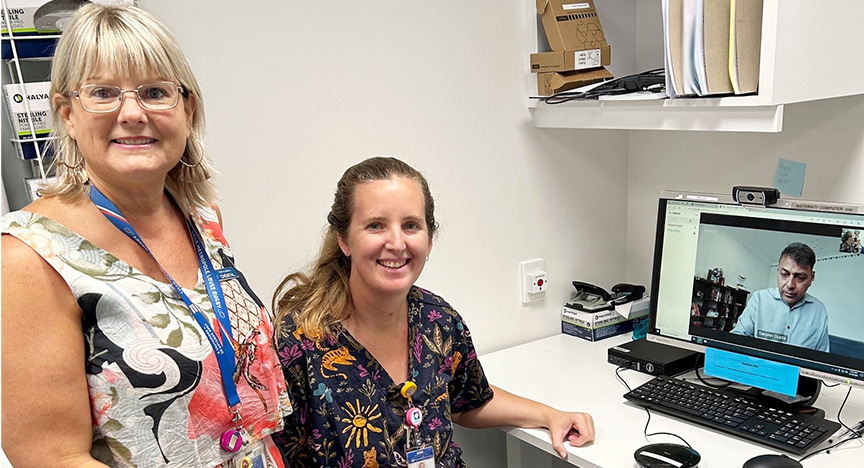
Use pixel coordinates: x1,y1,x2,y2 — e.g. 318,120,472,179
546,410,595,458
452,385,595,459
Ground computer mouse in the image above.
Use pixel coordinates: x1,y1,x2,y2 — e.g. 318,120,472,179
742,454,802,468
634,443,701,468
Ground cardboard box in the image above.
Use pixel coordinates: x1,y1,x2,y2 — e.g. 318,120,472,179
1,0,133,34
537,67,612,96
562,297,650,342
536,0,609,52
531,44,611,73
4,81,53,160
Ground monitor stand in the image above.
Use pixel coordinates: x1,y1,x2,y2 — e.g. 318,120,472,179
728,375,824,417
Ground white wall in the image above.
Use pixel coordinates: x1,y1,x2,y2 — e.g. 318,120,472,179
808,255,864,341
138,0,630,358
694,226,773,289
627,96,864,287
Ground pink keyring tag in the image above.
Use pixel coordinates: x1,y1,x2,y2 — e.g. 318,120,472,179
221,428,243,452
406,407,423,428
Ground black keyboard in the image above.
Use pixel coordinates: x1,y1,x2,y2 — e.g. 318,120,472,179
624,375,841,455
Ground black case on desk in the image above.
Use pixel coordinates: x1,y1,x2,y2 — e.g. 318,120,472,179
608,339,700,376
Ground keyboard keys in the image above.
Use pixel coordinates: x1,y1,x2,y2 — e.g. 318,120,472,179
623,376,841,455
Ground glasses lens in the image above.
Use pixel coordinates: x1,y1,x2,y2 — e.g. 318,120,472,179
75,82,181,112
79,85,121,112
138,82,179,110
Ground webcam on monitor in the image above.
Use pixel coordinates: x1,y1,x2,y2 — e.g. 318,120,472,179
732,186,780,206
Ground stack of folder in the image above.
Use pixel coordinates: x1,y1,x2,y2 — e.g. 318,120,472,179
663,0,763,98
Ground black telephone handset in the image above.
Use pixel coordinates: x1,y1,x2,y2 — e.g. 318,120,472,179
610,283,646,305
568,281,645,311
571,281,611,301
568,281,613,311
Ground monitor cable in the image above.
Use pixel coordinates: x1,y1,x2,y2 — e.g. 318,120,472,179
796,387,862,463
615,366,695,450
691,354,733,389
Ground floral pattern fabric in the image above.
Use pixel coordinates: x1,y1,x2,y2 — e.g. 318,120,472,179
273,286,494,468
2,209,292,468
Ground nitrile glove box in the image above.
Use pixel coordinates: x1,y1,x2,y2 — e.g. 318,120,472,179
4,81,53,159
562,297,650,341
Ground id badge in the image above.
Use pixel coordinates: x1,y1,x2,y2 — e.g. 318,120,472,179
406,445,434,468
232,441,268,468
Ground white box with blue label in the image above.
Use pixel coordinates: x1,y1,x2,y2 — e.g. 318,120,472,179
562,296,650,341
4,81,52,159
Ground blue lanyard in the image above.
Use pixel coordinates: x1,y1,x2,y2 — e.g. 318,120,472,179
88,185,241,408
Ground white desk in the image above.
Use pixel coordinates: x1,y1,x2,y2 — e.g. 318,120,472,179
481,334,864,468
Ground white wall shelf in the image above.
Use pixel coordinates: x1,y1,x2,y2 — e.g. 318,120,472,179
529,97,783,133
527,0,864,133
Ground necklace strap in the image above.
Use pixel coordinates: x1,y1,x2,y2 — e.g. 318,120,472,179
89,184,241,408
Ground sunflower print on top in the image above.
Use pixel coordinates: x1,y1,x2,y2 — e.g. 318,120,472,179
273,286,494,468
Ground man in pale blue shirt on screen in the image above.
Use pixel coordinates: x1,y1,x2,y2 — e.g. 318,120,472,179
731,242,830,352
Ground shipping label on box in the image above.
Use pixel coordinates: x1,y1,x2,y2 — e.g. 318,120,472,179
562,297,650,341
1,0,134,34
536,0,608,52
4,81,53,138
531,45,611,73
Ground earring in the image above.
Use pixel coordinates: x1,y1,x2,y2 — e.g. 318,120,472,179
60,151,84,170
178,153,202,168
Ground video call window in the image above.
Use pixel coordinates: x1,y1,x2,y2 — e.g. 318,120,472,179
688,213,864,359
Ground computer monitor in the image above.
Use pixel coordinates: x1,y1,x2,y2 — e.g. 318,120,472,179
647,190,864,403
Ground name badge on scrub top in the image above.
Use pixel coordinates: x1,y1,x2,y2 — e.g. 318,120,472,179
402,381,433,468
406,446,434,468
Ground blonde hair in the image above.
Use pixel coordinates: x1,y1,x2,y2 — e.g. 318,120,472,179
274,157,438,340
42,3,217,208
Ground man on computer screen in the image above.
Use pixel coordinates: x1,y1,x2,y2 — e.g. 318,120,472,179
730,242,830,352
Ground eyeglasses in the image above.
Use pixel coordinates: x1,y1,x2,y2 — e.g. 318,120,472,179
71,81,185,113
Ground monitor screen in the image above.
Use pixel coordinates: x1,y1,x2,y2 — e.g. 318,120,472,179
647,191,864,391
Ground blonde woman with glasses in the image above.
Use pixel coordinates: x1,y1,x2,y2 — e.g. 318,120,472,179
1,5,291,467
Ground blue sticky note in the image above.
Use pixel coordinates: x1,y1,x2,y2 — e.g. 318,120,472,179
774,158,806,197
704,348,800,397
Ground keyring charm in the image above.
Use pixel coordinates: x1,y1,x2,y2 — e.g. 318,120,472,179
400,381,417,399
220,428,243,452
406,407,423,428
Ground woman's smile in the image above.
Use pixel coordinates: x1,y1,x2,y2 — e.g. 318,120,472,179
338,177,432,299
378,258,409,269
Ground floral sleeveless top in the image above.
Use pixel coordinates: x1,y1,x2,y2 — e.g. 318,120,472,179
2,208,292,468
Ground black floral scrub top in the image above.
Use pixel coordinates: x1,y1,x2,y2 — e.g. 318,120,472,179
273,286,494,468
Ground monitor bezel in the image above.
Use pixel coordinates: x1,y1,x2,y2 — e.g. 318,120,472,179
646,190,864,390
